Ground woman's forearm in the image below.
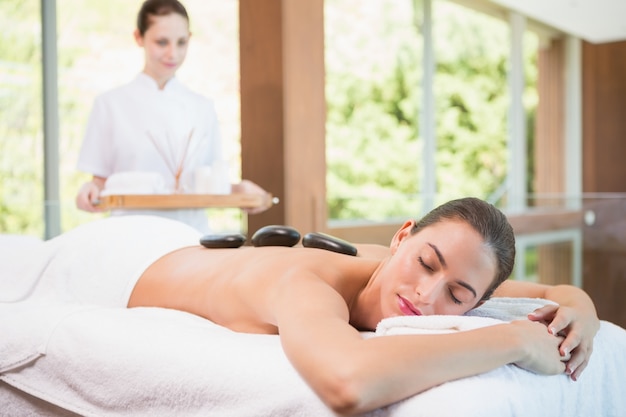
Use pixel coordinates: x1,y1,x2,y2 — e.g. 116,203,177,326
542,285,597,316
346,325,525,413
290,321,563,415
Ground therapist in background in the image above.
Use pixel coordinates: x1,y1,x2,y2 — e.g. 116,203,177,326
75,0,269,233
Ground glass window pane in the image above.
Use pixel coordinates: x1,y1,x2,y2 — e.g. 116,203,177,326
432,1,510,204
0,0,44,236
325,0,421,222
514,240,576,285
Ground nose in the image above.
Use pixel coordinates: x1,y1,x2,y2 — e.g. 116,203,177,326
415,276,445,304
165,44,175,60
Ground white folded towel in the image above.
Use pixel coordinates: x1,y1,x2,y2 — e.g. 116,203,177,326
376,297,554,336
100,171,166,196
466,296,557,320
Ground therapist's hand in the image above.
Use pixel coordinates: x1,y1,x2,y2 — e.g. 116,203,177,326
232,179,273,214
76,178,105,212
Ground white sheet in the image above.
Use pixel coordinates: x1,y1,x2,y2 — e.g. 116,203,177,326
1,297,625,417
0,380,81,417
2,232,626,417
1,305,334,417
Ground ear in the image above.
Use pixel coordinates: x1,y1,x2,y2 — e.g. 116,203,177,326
134,29,144,47
389,220,415,254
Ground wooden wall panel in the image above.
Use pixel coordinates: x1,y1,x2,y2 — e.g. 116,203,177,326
239,1,285,232
582,40,626,328
239,0,327,236
282,0,327,235
535,38,572,286
535,38,565,198
582,41,626,192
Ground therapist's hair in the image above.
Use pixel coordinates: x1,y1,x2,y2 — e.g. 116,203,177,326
410,197,516,301
137,0,189,36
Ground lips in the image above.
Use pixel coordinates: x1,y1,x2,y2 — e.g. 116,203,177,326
397,295,422,316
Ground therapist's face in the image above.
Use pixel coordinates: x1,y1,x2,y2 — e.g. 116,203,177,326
135,12,191,88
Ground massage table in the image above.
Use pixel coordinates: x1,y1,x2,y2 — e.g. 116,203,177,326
1,234,625,417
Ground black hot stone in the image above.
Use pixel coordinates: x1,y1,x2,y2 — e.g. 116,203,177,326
199,233,247,249
302,232,358,256
250,225,301,247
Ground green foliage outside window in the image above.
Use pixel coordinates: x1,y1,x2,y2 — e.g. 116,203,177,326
325,0,538,221
0,0,44,235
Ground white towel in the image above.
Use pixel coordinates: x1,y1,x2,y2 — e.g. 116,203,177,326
100,171,166,196
0,301,96,373
0,216,201,305
1,306,334,417
466,296,558,320
0,234,58,303
376,297,556,335
376,314,503,335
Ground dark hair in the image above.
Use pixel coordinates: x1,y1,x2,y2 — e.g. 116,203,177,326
411,197,515,301
137,0,189,36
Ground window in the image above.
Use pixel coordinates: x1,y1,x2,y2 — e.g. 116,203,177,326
325,0,540,224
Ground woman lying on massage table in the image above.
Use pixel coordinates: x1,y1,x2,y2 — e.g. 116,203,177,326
121,196,599,415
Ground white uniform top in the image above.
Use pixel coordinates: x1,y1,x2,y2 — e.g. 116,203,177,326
77,73,223,233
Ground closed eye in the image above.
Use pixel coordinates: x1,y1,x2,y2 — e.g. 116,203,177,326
418,256,433,272
448,289,462,305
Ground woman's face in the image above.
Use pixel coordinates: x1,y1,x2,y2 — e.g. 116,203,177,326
378,219,496,318
135,13,190,86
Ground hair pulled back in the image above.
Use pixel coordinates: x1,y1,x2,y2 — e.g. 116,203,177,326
137,0,189,36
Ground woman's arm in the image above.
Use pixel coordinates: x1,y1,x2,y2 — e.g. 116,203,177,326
274,276,566,415
493,280,600,380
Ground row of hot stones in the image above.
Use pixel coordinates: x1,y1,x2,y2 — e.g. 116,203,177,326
199,225,358,256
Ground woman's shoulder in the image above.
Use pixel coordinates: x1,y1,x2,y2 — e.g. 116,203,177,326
355,244,390,260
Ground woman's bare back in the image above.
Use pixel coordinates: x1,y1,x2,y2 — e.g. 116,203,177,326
128,245,379,333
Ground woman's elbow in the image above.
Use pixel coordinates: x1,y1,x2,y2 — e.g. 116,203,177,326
313,366,372,416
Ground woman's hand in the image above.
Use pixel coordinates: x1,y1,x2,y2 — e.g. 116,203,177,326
509,319,568,375
493,281,600,381
231,179,273,214
528,303,600,380
76,179,105,212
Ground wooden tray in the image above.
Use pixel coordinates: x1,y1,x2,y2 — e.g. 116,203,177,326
96,193,275,210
